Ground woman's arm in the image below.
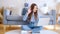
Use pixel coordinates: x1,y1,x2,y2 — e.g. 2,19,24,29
35,12,39,23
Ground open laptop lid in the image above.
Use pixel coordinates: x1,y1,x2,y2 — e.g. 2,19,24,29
37,18,50,26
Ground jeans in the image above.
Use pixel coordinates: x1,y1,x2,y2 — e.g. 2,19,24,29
22,22,43,32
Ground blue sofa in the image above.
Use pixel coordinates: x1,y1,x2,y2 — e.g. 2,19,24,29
3,9,29,25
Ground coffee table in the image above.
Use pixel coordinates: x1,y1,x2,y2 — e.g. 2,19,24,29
32,30,58,34
5,30,58,34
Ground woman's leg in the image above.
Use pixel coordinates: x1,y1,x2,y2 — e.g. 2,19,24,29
21,25,31,31
32,26,43,33
28,22,35,29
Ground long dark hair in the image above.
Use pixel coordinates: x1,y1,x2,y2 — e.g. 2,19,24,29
27,3,38,22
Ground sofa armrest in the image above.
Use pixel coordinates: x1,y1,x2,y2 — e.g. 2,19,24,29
3,15,8,25
3,9,8,25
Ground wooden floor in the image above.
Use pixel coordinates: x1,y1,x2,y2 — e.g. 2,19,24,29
6,26,21,32
0,24,4,34
0,24,60,34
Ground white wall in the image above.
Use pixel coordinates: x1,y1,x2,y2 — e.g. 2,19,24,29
0,0,3,8
26,0,56,14
3,0,25,16
0,0,60,15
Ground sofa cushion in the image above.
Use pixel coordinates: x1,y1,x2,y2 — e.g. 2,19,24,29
7,15,23,21
7,21,29,25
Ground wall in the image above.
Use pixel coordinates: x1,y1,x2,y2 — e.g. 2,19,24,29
0,0,60,16
0,0,3,8
27,0,56,14
3,0,25,16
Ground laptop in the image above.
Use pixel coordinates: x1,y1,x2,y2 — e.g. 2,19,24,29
37,18,50,26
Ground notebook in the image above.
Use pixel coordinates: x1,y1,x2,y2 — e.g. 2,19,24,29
37,18,50,26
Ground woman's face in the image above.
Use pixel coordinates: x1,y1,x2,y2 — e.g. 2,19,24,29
33,6,38,12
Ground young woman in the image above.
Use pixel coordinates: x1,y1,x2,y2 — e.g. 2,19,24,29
22,3,42,32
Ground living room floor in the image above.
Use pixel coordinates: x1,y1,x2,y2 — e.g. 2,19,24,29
0,24,60,34
0,24,4,34
43,25,60,34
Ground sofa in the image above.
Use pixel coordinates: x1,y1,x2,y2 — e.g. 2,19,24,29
3,8,29,25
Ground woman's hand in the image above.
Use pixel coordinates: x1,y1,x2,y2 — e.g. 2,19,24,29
27,9,31,15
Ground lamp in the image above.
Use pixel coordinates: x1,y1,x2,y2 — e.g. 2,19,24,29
24,0,28,7
24,3,28,7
